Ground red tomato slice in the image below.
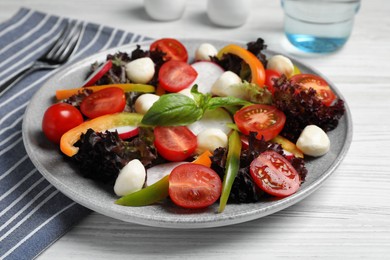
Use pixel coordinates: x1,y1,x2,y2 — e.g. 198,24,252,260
290,74,337,106
158,60,198,92
169,163,222,209
150,38,188,62
234,104,286,141
264,69,280,94
80,87,126,119
154,126,197,161
42,103,84,144
250,151,300,197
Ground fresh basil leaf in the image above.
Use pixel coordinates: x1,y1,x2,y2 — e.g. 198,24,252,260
206,96,251,111
141,94,203,126
190,85,211,109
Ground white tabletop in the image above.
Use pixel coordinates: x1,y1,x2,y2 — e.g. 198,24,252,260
1,0,390,259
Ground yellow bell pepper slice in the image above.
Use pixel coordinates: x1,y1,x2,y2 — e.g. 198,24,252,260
271,135,304,158
56,83,155,100
60,112,143,157
217,44,266,88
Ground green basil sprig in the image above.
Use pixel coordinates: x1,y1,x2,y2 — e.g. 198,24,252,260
141,85,251,126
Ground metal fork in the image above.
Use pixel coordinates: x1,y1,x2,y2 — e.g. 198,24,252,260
0,21,82,95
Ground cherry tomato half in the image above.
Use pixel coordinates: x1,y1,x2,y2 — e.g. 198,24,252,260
80,87,126,118
234,104,286,141
290,74,337,106
42,103,84,144
250,151,300,197
169,163,222,209
264,69,281,94
150,38,188,62
158,60,198,92
154,126,197,162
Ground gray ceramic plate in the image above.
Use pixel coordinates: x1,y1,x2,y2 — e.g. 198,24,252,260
23,39,352,228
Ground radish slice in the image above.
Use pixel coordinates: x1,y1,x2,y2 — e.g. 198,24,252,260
82,60,113,87
190,61,224,94
187,107,233,135
146,162,185,186
108,126,139,140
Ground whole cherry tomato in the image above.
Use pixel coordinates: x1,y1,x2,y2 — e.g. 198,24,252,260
42,103,83,144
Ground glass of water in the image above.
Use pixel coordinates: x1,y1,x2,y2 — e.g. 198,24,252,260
281,0,361,53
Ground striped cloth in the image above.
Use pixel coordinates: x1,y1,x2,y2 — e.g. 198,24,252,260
0,8,150,259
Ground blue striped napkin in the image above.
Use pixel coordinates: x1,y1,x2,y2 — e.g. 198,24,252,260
0,8,151,259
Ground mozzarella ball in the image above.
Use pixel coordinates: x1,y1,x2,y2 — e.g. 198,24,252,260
134,93,160,114
125,57,155,84
211,71,244,98
195,43,218,61
296,125,330,157
114,159,146,196
267,55,294,78
196,128,228,154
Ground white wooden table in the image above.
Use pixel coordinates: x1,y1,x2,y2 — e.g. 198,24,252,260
1,0,389,259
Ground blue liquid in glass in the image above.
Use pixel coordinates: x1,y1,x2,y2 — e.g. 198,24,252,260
286,34,348,53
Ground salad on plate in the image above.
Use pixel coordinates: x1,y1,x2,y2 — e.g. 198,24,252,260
41,38,345,213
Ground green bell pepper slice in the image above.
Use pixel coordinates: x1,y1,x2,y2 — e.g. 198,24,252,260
115,175,169,206
218,130,242,213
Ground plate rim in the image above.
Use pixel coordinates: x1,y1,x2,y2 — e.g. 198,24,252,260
22,38,353,228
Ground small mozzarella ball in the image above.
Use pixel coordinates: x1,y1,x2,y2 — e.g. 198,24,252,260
125,57,155,84
134,93,160,114
296,125,330,157
211,71,244,98
267,55,294,78
114,159,146,196
195,43,218,61
196,128,228,154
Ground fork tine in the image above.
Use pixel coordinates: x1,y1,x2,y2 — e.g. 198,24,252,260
42,22,73,60
53,22,83,62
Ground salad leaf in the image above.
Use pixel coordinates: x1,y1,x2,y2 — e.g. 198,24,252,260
246,38,268,67
211,132,307,203
141,94,203,126
63,88,93,107
73,128,161,184
206,96,251,110
190,85,212,110
190,85,251,110
90,52,131,85
141,85,251,126
87,46,166,86
273,75,345,141
233,81,272,104
211,38,268,79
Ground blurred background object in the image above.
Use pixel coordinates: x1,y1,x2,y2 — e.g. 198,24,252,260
281,0,361,53
207,0,252,27
144,0,186,21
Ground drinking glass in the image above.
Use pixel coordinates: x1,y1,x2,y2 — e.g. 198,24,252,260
281,0,361,53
